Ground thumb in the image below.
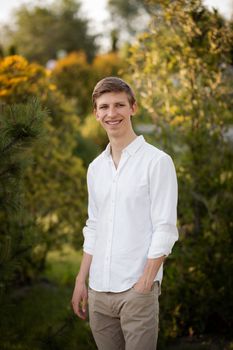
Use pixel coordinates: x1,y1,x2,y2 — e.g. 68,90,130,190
82,296,87,312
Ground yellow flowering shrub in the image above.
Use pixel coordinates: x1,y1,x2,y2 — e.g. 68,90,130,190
51,51,126,117
0,55,56,104
92,52,125,79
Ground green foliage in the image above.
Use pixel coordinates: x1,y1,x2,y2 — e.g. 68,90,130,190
107,0,151,35
2,0,97,64
52,51,94,118
127,0,233,342
0,55,87,281
0,54,91,348
0,98,46,289
77,114,108,167
0,247,96,350
52,51,126,119
0,282,96,350
44,245,83,285
92,52,126,80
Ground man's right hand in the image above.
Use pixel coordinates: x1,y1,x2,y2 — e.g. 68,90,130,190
71,279,88,320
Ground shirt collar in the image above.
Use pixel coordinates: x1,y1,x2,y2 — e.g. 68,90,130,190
104,135,145,159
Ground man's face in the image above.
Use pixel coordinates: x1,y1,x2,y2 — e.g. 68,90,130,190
94,91,136,137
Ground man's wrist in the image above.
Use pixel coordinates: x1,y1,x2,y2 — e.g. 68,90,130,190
76,274,87,284
139,275,154,288
141,256,166,283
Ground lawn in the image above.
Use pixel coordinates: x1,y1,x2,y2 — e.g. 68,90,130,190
0,246,96,350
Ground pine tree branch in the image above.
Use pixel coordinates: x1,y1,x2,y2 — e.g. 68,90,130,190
1,98,45,154
1,136,20,154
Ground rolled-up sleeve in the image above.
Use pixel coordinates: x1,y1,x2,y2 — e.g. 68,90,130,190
83,165,98,255
147,154,179,259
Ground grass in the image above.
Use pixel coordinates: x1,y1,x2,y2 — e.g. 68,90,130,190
44,244,83,285
1,282,96,350
0,246,96,350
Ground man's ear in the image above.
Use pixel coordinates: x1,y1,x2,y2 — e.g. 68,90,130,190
131,102,137,116
93,108,100,121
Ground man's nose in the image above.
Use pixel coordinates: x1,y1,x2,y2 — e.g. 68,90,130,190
107,106,116,117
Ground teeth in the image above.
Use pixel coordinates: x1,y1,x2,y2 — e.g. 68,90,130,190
106,120,122,125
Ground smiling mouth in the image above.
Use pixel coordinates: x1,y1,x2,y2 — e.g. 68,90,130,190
105,120,123,125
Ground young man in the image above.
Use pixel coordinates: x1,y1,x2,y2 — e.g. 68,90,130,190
71,77,178,350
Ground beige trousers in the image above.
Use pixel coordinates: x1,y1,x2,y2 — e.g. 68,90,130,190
88,281,160,350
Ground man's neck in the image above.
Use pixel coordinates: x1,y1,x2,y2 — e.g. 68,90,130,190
109,131,138,159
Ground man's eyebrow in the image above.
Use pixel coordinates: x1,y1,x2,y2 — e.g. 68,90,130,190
99,101,126,106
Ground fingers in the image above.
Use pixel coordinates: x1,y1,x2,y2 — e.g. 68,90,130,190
71,283,88,319
71,295,88,320
77,306,86,320
82,296,87,316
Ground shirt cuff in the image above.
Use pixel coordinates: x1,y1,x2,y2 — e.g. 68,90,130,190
83,246,94,255
147,225,179,259
83,227,95,255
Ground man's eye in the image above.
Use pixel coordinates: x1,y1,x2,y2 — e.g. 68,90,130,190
100,106,107,109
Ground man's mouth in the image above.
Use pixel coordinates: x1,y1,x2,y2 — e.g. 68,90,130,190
105,120,123,125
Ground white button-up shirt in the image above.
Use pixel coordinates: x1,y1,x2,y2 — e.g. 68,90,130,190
83,135,178,292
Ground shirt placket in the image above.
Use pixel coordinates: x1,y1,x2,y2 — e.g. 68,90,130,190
103,152,129,290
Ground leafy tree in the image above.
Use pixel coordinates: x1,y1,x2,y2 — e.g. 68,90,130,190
127,0,233,342
2,0,97,64
92,52,126,80
51,50,125,166
107,0,151,41
77,113,108,167
0,55,87,279
52,51,126,118
51,51,93,118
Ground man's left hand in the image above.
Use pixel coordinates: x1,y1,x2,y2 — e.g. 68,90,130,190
132,278,153,294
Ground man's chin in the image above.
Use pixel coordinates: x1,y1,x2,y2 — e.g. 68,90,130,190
106,129,123,137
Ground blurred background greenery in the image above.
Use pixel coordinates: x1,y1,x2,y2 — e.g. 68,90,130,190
0,0,233,349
